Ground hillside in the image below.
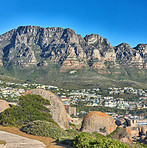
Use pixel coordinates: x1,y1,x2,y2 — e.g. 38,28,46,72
0,26,146,89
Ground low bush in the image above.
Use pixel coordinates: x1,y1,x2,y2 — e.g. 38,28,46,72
73,132,97,148
58,137,74,146
69,122,76,127
66,129,79,137
20,120,68,139
91,132,105,139
73,132,129,148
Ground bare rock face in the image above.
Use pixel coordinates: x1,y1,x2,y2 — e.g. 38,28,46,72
115,43,145,69
128,127,139,137
84,34,113,55
120,128,133,143
107,126,133,144
0,100,10,113
24,89,68,129
138,125,147,135
0,25,147,85
134,44,147,69
0,26,146,72
0,26,117,71
81,111,116,135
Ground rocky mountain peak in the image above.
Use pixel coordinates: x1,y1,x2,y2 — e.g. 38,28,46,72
61,28,79,44
134,44,147,56
0,25,146,81
114,43,136,61
84,34,102,45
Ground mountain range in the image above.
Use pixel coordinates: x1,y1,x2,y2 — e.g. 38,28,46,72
0,26,146,88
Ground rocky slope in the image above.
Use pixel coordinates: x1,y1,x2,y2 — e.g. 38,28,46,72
0,26,146,86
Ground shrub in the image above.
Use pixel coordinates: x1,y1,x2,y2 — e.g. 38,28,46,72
21,120,68,139
69,122,76,127
91,132,105,139
0,94,54,127
73,132,96,148
73,132,129,148
66,129,79,137
58,137,74,146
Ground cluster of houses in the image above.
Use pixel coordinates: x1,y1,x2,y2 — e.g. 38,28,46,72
59,89,147,110
0,80,146,120
103,97,146,109
0,86,26,101
108,87,146,96
0,80,59,101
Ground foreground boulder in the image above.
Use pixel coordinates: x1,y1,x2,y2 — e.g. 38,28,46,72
121,128,133,143
81,111,116,135
0,100,10,113
108,127,133,143
24,89,68,129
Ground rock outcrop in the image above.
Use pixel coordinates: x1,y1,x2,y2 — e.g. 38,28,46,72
81,111,116,135
0,100,10,113
120,128,133,143
108,126,133,143
0,25,147,85
0,26,116,71
115,43,145,69
0,25,146,71
24,89,68,129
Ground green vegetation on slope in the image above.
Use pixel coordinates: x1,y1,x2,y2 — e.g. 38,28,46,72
2,64,147,89
73,132,129,148
21,120,68,139
0,94,55,127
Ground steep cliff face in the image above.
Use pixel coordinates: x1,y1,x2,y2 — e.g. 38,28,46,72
115,43,145,69
0,26,117,71
0,26,146,85
134,44,147,69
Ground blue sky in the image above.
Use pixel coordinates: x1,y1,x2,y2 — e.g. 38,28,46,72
0,0,147,47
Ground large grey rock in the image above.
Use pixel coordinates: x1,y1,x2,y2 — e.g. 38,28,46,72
24,89,68,129
81,111,116,135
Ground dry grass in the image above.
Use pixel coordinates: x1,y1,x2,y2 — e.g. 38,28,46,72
0,125,71,148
